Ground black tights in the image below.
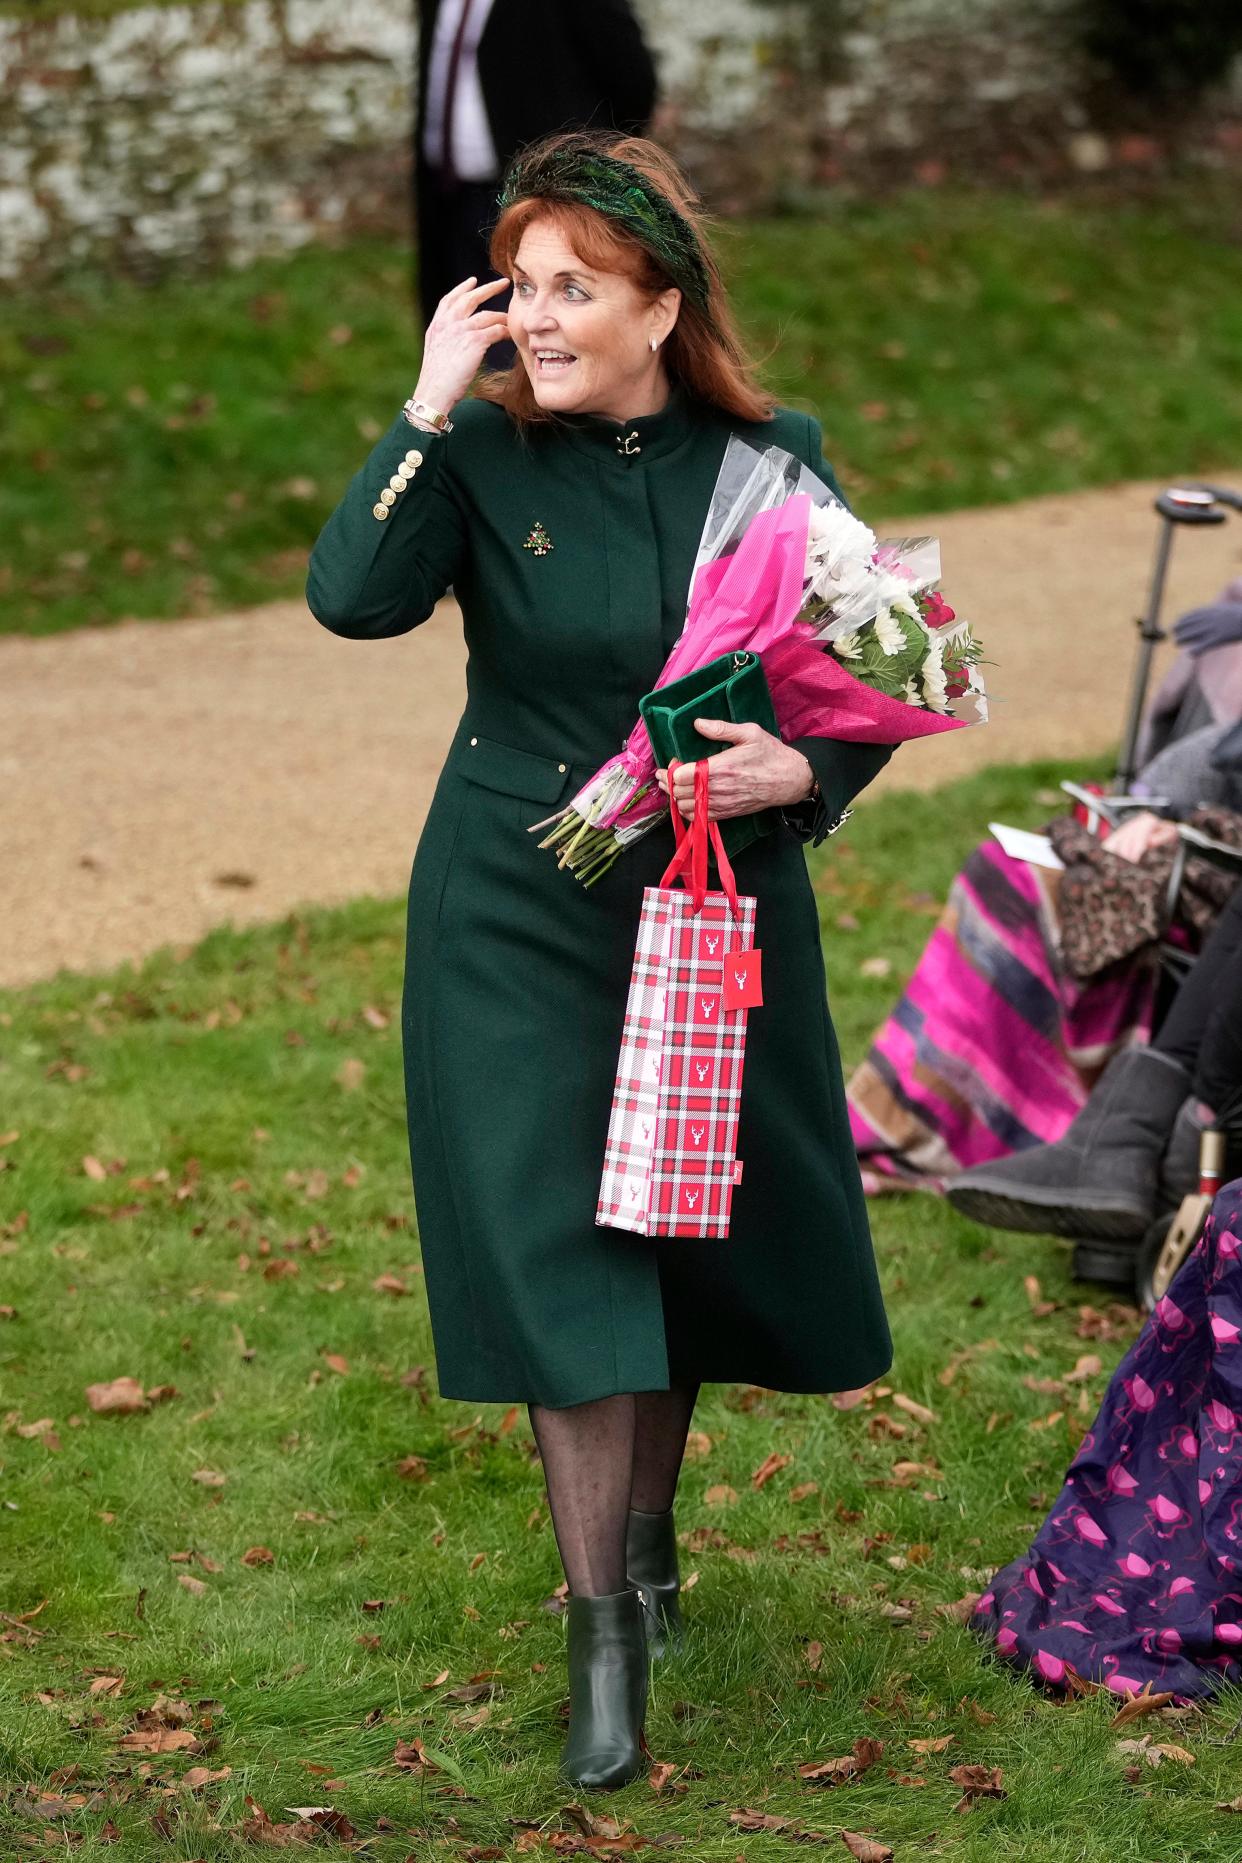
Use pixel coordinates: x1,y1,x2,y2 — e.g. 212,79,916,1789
1156,883,1242,1113
528,1382,699,1596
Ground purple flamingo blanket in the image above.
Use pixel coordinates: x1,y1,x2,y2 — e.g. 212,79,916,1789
974,1179,1242,1700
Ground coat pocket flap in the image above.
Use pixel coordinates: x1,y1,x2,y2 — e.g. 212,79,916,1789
458,734,572,804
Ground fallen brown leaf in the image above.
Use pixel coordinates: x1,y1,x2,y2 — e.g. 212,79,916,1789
683,1430,713,1460
949,1763,1006,1811
190,1468,226,1488
242,1546,274,1567
936,1593,982,1624
840,1834,894,1863
648,1760,678,1793
560,1803,624,1839
180,1765,231,1791
177,1574,208,1596
444,1680,498,1703
396,1454,428,1480
908,1734,954,1754
393,1737,438,1772
803,1640,824,1672
85,1377,147,1416
1024,1274,1059,1317
752,1452,792,1489
790,1482,819,1503
282,1806,357,1841
799,1738,883,1784
116,1728,201,1754
321,1351,350,1376
372,1273,407,1297
891,1393,936,1426
1111,1684,1175,1728
706,1484,738,1507
88,1674,124,1697
13,1416,58,1444
729,1809,793,1833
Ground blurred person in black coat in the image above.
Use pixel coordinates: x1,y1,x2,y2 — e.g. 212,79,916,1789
415,0,657,359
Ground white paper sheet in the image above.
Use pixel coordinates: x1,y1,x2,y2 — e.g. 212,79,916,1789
988,822,1064,871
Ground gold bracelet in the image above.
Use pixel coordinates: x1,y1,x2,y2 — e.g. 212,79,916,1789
402,395,454,434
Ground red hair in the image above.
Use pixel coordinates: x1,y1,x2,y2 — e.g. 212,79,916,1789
475,135,773,428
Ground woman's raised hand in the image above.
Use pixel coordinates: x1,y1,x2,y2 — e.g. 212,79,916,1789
414,276,511,413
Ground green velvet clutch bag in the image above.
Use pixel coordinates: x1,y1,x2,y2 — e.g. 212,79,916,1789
639,650,779,858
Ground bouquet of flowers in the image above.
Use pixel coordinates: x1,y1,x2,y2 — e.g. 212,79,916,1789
532,437,987,884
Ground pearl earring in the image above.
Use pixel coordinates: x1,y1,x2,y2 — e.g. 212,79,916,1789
650,336,659,352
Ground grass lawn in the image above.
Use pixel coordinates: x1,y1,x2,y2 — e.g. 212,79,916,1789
3,755,1242,1860
3,186,1242,636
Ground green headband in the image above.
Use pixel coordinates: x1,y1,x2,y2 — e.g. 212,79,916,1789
496,136,712,314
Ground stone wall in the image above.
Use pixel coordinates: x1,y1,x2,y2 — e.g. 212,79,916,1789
2,0,1239,282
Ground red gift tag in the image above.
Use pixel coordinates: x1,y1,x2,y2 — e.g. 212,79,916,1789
722,947,763,1012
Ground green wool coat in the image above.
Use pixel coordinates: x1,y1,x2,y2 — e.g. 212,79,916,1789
307,387,894,1407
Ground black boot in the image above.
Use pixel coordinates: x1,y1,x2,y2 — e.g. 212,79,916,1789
560,1589,648,1790
626,1507,685,1658
946,1048,1191,1240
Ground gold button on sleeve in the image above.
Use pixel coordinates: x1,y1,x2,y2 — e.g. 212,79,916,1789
372,502,389,520
397,461,415,481
404,449,424,468
379,487,397,507
558,763,567,774
388,473,406,493
470,736,478,747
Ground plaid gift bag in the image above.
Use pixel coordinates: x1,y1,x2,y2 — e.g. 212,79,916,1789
597,761,762,1241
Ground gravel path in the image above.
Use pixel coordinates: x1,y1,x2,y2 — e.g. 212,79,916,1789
4,475,1239,990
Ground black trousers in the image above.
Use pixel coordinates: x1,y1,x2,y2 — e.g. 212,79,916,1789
1156,882,1242,1112
416,170,516,370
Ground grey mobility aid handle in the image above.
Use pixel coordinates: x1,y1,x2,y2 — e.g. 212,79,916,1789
1115,486,1237,793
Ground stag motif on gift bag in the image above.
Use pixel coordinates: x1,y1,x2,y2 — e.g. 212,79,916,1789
695,1062,710,1084
691,1125,705,1147
700,996,717,1021
684,1189,699,1211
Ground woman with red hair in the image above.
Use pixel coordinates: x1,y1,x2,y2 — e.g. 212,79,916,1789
308,133,895,1786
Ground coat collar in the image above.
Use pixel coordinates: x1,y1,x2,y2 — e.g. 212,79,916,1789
555,384,697,467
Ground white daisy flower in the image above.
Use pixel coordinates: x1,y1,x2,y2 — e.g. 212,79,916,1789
834,630,863,660
874,606,907,658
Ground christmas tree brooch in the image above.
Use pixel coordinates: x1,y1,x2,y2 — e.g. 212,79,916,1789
523,520,553,557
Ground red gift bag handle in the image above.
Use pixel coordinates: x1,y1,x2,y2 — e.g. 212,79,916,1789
660,760,741,934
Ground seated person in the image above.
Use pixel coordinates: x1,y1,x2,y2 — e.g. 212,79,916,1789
947,876,1242,1269
849,664,1242,1199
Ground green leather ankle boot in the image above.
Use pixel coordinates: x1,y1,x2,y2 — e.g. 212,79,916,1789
560,1589,649,1790
626,1507,685,1658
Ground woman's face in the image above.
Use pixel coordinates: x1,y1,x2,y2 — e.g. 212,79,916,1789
507,221,681,421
